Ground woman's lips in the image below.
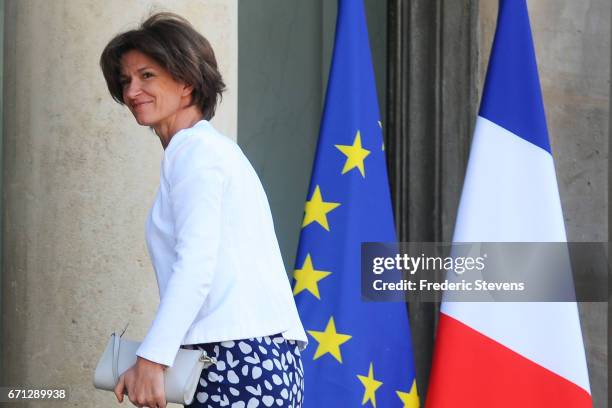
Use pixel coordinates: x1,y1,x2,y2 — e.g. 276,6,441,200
133,101,152,110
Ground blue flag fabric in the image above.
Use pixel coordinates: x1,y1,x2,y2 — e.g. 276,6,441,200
479,0,550,152
293,0,418,406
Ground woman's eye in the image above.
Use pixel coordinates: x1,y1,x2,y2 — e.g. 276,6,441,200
143,72,154,79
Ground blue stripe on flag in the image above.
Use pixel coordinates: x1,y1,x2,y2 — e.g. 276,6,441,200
479,0,551,153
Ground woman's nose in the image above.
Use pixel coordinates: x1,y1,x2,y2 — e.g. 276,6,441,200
124,79,141,99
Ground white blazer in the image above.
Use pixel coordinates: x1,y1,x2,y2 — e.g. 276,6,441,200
135,120,307,367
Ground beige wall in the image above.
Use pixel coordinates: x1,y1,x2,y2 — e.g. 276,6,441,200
479,1,609,406
1,1,236,407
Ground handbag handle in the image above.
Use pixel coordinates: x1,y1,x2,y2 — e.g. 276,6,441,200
111,322,130,386
112,333,121,385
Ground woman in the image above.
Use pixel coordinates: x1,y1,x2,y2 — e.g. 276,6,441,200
100,12,307,408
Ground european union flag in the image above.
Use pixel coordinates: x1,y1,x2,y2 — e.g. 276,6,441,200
293,0,418,406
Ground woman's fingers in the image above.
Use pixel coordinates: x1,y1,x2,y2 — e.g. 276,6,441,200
151,375,167,408
113,374,125,403
125,381,166,408
115,358,166,407
129,390,165,408
155,392,167,408
119,370,139,407
133,357,167,408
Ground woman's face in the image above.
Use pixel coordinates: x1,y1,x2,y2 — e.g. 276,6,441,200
120,49,190,127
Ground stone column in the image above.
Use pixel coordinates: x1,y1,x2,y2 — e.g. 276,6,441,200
387,0,479,399
1,1,237,407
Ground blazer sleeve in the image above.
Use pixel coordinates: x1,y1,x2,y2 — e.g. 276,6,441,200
136,135,225,367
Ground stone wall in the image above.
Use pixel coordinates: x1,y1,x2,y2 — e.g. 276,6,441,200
1,1,237,407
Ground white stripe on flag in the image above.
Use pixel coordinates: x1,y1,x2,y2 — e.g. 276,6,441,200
454,116,566,242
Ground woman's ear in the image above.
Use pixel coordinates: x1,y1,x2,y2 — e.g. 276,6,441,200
182,83,194,97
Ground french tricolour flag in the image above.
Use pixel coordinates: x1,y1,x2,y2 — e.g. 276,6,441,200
426,0,592,407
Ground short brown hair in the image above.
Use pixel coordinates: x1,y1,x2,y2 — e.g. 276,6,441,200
99,12,225,120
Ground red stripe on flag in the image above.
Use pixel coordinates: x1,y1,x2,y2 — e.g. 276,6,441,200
426,313,592,408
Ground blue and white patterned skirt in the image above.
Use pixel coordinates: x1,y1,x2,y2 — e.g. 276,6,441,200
181,334,304,408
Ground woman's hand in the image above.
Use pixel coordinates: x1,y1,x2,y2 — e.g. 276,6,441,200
114,356,167,408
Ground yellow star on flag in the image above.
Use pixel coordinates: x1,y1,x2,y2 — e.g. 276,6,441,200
293,254,331,299
396,379,420,408
357,362,383,408
302,185,340,231
307,316,352,363
335,130,371,177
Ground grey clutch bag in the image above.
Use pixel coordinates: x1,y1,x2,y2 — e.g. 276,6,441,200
93,326,216,405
